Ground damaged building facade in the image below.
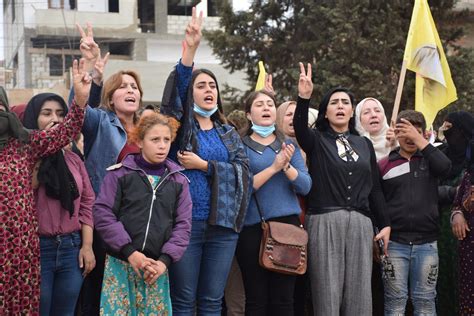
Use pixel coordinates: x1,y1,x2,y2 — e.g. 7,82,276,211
3,0,247,103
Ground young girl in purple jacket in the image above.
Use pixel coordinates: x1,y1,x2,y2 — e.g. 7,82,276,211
93,113,192,314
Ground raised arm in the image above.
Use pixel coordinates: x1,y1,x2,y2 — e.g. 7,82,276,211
176,7,203,103
69,23,108,108
182,7,203,67
76,22,100,74
293,62,318,154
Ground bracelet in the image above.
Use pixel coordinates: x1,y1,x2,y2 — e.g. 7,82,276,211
450,210,464,225
283,164,291,172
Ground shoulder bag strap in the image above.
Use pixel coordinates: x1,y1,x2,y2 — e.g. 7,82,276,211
252,193,266,223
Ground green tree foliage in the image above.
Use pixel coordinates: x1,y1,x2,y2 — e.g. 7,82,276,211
205,0,473,124
206,2,473,315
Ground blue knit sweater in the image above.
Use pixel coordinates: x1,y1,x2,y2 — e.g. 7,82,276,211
185,128,229,220
172,61,230,221
243,136,312,226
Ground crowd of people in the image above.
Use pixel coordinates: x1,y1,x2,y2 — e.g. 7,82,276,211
1,9,473,316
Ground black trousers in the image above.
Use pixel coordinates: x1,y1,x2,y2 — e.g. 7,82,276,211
236,215,299,316
76,230,106,316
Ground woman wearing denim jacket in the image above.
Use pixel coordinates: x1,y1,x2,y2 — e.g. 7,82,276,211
236,90,311,315
22,93,95,316
160,8,252,315
71,24,144,315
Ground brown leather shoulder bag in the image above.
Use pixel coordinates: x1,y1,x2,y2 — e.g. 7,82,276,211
254,194,308,276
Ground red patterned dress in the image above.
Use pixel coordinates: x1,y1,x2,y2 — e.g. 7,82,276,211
0,103,84,315
455,171,474,315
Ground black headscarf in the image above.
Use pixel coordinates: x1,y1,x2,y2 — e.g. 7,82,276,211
0,86,30,150
444,111,474,180
23,93,79,216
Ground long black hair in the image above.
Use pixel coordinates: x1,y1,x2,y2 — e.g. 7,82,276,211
315,87,359,135
189,68,226,124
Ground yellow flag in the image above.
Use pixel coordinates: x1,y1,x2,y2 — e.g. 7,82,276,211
255,61,266,91
403,0,457,126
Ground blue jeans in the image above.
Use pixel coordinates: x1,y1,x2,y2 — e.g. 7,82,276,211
169,221,239,316
382,241,439,316
40,232,84,316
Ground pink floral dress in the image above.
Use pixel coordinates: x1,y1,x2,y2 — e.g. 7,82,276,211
0,104,84,315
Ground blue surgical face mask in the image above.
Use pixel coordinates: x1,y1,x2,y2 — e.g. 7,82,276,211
193,103,218,118
251,123,276,138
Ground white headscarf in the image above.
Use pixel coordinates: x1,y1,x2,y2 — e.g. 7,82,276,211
355,97,392,161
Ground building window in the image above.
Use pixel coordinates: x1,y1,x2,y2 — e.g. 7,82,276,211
48,54,80,76
208,0,220,16
138,0,155,33
168,0,220,17
48,0,77,10
168,0,200,16
108,0,119,13
48,55,63,76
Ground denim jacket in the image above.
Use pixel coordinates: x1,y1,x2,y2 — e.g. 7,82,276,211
82,107,127,194
161,62,252,232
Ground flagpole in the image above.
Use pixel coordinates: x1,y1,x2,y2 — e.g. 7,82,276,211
391,60,408,125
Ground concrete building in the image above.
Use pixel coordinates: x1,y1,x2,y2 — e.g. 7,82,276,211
2,0,248,103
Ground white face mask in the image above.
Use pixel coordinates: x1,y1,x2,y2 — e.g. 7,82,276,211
193,103,218,118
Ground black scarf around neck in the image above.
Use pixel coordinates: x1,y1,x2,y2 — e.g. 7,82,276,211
23,93,79,216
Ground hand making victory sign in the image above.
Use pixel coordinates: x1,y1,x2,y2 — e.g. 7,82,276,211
72,58,92,108
76,22,109,85
76,23,100,69
298,62,313,99
182,7,203,66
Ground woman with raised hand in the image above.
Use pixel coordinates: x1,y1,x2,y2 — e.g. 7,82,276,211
293,63,390,316
236,90,311,315
81,71,143,314
160,8,252,315
0,59,91,315
75,23,143,315
355,97,396,161
94,113,192,315
22,93,95,316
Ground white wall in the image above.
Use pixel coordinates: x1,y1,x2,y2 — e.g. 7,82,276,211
77,0,107,12
34,0,136,33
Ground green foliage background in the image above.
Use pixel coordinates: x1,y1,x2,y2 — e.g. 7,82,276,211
205,0,473,127
205,1,474,314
